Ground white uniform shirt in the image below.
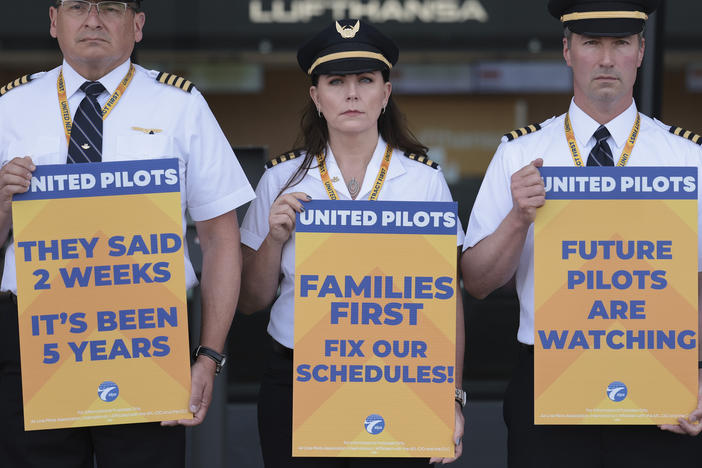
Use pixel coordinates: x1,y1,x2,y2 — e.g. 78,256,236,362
464,99,702,345
0,60,255,291
241,136,464,348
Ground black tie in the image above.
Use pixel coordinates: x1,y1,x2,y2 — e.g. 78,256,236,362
68,81,106,163
586,125,614,167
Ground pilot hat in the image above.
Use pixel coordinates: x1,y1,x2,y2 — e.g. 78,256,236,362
297,19,399,76
548,0,660,36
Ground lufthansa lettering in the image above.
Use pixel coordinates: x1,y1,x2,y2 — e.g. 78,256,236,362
249,0,488,23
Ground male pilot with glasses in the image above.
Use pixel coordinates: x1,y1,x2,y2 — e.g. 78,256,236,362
0,1,254,467
462,0,702,466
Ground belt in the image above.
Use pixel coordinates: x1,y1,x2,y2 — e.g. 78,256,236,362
271,339,293,360
0,291,17,304
520,343,534,353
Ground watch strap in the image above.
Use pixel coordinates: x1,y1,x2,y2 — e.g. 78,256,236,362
193,345,226,374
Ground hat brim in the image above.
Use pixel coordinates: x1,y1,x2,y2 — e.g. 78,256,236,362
312,58,389,76
566,18,645,37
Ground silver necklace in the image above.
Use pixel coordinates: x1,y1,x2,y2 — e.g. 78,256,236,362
347,177,360,197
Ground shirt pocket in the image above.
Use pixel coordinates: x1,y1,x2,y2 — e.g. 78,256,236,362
114,132,186,201
115,133,174,159
7,136,62,166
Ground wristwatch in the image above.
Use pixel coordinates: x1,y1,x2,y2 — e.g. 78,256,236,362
192,345,227,374
455,388,467,408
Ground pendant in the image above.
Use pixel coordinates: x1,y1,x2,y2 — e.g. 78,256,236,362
347,177,360,197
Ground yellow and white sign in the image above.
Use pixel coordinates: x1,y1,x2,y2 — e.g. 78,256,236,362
293,200,457,457
534,166,698,424
13,159,191,430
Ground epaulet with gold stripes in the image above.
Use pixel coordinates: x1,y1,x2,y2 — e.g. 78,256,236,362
0,74,34,97
404,152,439,169
503,123,543,142
265,150,302,169
155,72,195,93
669,126,702,145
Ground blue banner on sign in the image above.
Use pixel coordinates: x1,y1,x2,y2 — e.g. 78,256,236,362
541,166,698,200
14,159,180,201
296,200,458,235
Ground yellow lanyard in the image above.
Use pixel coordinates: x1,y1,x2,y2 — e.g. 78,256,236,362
57,64,135,145
565,112,641,167
316,145,393,200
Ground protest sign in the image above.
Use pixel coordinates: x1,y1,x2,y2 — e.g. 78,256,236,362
293,200,458,457
534,167,698,424
13,159,191,430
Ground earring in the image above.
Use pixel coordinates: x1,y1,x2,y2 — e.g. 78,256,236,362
381,105,386,115
317,108,322,118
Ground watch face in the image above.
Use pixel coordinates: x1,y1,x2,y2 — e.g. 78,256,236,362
455,389,466,406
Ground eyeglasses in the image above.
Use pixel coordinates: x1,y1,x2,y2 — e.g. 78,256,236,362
58,1,136,20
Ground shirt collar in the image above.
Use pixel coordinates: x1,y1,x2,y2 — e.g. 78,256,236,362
61,59,131,99
308,136,404,198
359,136,405,196
604,100,638,148
568,98,638,149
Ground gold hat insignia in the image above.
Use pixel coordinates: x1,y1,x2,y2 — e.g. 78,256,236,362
336,20,360,39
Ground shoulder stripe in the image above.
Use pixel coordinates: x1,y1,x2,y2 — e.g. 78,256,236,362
155,72,194,93
265,150,302,169
404,152,439,169
0,74,33,97
669,126,701,145
503,123,542,142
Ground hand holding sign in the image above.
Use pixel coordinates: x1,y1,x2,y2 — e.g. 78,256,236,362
269,192,311,244
510,158,545,227
0,156,34,214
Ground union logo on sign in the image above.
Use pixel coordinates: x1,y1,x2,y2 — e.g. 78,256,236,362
606,381,628,402
98,381,119,402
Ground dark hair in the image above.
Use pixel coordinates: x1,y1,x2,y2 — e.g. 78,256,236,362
278,72,428,195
